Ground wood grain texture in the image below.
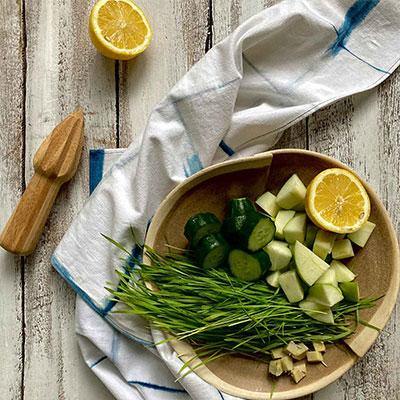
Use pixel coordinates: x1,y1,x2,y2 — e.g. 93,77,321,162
118,0,210,147
0,1,24,398
22,1,116,399
308,72,400,400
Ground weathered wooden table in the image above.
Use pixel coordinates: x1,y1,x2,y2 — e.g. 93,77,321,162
1,1,399,399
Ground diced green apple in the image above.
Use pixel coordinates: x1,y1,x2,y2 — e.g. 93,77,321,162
276,174,307,209
294,241,330,286
264,240,292,271
284,213,307,244
332,239,354,259
274,210,296,240
256,191,281,218
266,271,281,288
315,268,338,287
299,298,334,324
348,221,376,248
339,281,360,302
308,283,344,307
278,270,304,303
330,260,356,282
313,230,336,260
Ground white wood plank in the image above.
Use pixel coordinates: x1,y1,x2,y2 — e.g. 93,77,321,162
309,71,400,399
0,1,24,399
23,1,116,398
118,0,210,146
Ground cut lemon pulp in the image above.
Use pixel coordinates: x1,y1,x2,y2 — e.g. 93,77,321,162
89,0,152,60
305,168,370,234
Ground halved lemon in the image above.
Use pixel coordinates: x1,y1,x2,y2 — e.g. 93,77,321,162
89,0,152,60
305,168,370,234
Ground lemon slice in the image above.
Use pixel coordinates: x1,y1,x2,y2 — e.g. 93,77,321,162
305,168,370,234
89,0,152,60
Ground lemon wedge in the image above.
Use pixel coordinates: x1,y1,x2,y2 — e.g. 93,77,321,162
305,168,370,234
89,0,152,60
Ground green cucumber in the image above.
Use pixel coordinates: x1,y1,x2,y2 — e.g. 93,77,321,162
315,269,338,287
184,212,221,247
195,233,229,270
313,230,336,260
222,215,247,240
276,174,307,209
278,270,304,303
305,223,318,248
256,192,281,218
266,271,281,288
299,299,334,324
283,213,307,244
330,260,356,282
339,281,360,302
274,210,296,240
348,221,376,247
264,240,292,271
294,241,329,286
229,249,270,281
227,198,256,217
308,284,344,307
332,239,354,260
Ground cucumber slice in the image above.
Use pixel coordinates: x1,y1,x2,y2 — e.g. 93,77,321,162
266,271,281,288
313,230,336,260
315,269,338,287
330,260,356,282
229,249,270,281
299,299,334,324
339,281,360,302
276,174,307,209
184,212,221,247
274,210,296,240
264,240,292,271
256,192,281,218
195,233,229,270
308,283,344,307
222,215,247,240
305,223,318,248
348,221,376,247
227,198,256,217
294,241,329,286
284,213,307,244
332,239,354,260
247,216,276,251
278,270,304,303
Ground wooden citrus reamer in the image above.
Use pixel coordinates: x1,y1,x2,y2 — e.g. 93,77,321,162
0,110,84,256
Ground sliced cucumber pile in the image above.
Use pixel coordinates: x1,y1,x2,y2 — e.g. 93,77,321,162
184,173,376,325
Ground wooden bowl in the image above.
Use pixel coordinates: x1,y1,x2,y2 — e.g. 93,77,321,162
144,149,399,399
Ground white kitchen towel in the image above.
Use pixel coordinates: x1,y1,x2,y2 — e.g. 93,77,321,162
52,0,400,399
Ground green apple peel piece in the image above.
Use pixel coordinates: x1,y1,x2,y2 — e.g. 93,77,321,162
284,212,307,244
274,210,296,240
276,174,307,209
256,191,281,218
315,269,338,287
308,283,344,307
339,281,360,302
348,221,376,247
279,270,304,303
299,299,334,324
313,230,336,260
266,271,281,288
332,239,354,259
294,241,329,286
264,240,292,271
330,260,356,282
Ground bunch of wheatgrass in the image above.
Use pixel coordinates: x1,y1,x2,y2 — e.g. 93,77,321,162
106,242,378,366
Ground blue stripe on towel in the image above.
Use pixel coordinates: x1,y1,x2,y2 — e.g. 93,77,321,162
127,381,186,394
89,149,105,194
90,355,107,369
219,140,235,156
329,0,380,55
